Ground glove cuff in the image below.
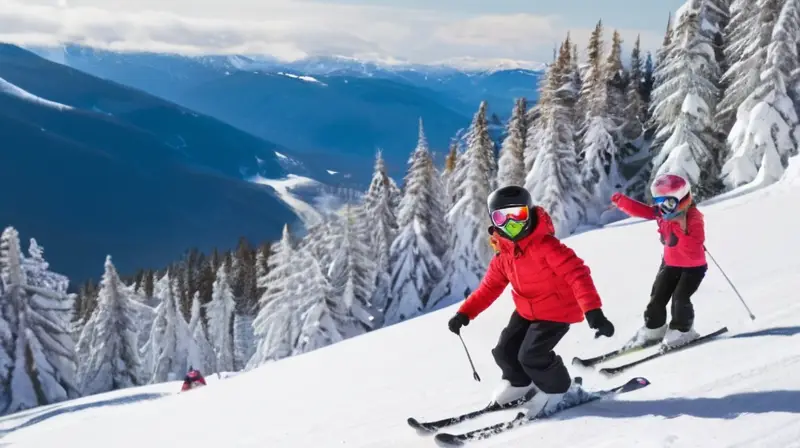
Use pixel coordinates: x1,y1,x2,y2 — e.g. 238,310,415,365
584,308,604,326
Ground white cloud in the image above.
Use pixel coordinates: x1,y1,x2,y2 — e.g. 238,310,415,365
0,0,664,68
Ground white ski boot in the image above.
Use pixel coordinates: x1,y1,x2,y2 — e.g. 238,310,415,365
623,323,668,349
661,327,700,350
520,379,582,417
490,380,538,406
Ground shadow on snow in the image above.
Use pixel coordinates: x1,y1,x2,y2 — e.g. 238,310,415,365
730,326,800,339
560,390,800,421
0,392,167,436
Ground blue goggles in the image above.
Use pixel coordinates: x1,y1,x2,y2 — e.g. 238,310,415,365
653,196,682,218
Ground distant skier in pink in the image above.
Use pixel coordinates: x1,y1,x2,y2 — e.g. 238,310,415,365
611,173,707,350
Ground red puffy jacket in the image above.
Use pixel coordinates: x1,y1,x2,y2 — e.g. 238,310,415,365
458,207,602,323
611,193,706,267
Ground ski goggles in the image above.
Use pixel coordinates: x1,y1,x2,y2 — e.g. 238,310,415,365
653,196,679,214
490,206,529,227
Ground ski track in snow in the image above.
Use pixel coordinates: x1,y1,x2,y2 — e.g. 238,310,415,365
0,77,72,110
249,174,322,226
1,176,800,446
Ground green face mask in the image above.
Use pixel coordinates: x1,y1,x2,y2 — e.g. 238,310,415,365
500,219,525,238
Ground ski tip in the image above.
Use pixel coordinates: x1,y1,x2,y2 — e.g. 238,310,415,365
571,356,585,366
407,417,436,433
434,433,465,446
629,376,650,387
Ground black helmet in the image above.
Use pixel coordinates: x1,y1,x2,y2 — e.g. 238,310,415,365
486,185,537,241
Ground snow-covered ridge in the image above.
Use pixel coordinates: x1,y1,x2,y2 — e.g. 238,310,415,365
249,174,322,226
0,77,72,110
276,72,326,85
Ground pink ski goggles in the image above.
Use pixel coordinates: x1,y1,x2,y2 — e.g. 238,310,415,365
490,206,529,227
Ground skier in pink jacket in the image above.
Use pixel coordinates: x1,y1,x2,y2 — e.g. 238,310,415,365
611,173,707,350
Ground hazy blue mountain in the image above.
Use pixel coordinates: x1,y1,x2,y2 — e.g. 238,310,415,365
0,44,316,283
28,45,543,181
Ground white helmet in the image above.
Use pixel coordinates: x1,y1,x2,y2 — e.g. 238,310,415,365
650,173,692,218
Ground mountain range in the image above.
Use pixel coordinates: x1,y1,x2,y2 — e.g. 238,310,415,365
2,42,543,283
29,45,544,181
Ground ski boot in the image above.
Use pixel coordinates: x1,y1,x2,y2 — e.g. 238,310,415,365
489,380,538,406
661,327,700,350
623,323,668,350
520,379,584,417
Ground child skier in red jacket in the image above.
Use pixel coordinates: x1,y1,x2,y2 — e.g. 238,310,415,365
611,173,707,350
447,186,614,416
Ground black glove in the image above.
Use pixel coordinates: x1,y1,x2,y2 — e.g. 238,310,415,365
448,312,470,335
585,308,614,338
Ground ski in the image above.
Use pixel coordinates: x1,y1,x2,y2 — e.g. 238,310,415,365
409,378,583,433
433,376,650,446
598,327,728,377
572,339,660,368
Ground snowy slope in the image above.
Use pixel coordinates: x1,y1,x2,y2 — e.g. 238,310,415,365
3,179,800,447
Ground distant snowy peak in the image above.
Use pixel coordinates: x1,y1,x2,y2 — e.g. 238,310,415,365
428,57,547,73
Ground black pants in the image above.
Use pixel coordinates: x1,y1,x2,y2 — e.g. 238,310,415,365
491,312,571,394
644,262,708,331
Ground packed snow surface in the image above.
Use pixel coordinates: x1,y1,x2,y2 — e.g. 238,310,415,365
2,178,800,447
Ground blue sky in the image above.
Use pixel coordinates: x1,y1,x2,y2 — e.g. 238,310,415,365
2,0,685,68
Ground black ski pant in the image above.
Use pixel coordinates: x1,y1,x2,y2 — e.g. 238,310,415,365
491,311,571,394
644,262,708,332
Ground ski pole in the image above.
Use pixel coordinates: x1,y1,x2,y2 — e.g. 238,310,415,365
458,333,481,382
704,245,755,321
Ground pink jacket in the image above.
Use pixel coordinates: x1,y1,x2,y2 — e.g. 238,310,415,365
611,193,706,267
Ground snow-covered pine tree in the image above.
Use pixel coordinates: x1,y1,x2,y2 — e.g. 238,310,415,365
576,21,604,135
293,248,349,354
605,29,628,141
721,0,800,187
566,39,583,152
429,101,502,310
248,225,298,368
146,276,193,383
644,14,675,144
205,265,236,372
0,228,78,413
624,35,646,143
188,293,216,373
441,140,460,208
578,23,625,221
528,41,590,236
361,150,399,321
327,204,378,332
524,103,543,174
0,271,9,402
621,35,653,200
233,312,255,371
715,0,761,134
497,97,528,187
76,255,142,395
649,0,724,198
385,123,445,324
